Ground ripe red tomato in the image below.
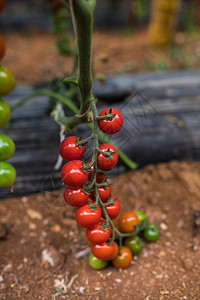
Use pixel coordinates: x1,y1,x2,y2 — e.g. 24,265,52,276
61,160,88,187
119,211,139,233
0,65,15,96
0,34,5,60
64,185,89,207
91,242,115,260
98,108,123,134
106,241,119,260
97,144,118,170
0,0,6,13
90,180,111,202
105,198,121,219
59,136,86,161
112,246,132,269
86,159,106,183
75,202,101,228
86,221,111,245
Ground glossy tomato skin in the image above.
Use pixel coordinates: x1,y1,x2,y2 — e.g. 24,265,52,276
106,241,119,260
0,65,15,96
98,108,123,134
105,198,121,220
0,134,15,161
134,210,146,224
59,136,86,161
112,246,132,269
97,144,118,170
0,0,6,13
61,160,88,187
86,159,106,183
88,253,108,270
0,98,10,128
86,221,111,245
91,242,115,260
75,202,101,228
124,235,143,255
64,185,89,207
119,211,139,233
0,34,5,59
0,161,16,187
143,224,159,242
90,180,111,202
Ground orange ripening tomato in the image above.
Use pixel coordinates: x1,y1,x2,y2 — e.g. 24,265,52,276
0,0,6,13
0,35,5,60
119,211,139,233
112,246,132,269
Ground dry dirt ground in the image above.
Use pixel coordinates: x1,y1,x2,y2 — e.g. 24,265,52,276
0,161,200,300
1,30,200,85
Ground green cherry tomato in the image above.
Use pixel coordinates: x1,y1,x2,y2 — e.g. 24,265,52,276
0,98,10,128
0,65,15,96
0,161,16,187
143,224,159,242
134,211,146,224
0,134,15,161
124,235,143,255
88,252,108,270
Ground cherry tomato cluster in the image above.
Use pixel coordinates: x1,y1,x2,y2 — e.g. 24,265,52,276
59,107,159,270
0,1,16,188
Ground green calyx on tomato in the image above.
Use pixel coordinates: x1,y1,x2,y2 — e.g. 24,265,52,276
143,224,159,242
124,235,143,255
88,253,108,270
0,65,15,96
0,98,10,128
0,161,16,187
0,134,15,161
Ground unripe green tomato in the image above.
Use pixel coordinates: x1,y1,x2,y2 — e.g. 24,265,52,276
143,224,159,242
133,210,146,224
0,98,10,128
0,134,15,160
124,235,143,255
88,252,108,270
0,161,16,187
0,65,15,96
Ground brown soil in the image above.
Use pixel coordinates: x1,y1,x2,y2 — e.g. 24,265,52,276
1,160,200,299
1,30,200,85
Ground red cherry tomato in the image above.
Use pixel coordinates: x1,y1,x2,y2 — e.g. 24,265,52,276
64,185,89,207
61,160,88,187
90,180,111,202
97,144,118,170
91,242,115,260
119,211,139,233
86,159,106,183
75,202,101,228
105,198,121,220
98,108,123,134
106,241,119,260
86,221,111,245
112,246,132,269
59,136,86,161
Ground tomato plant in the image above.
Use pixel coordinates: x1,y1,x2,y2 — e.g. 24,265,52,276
0,161,16,187
119,211,139,233
59,136,86,161
88,253,108,270
143,224,159,242
0,98,10,128
105,198,121,220
61,160,88,186
97,144,118,169
98,108,123,134
75,202,101,228
124,235,143,255
91,242,116,260
0,134,15,161
134,210,146,224
86,160,106,183
64,185,89,207
105,241,119,260
90,180,111,202
0,65,15,96
112,246,132,269
86,220,111,244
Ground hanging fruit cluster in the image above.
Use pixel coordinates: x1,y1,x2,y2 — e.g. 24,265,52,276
0,0,16,188
60,106,159,269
